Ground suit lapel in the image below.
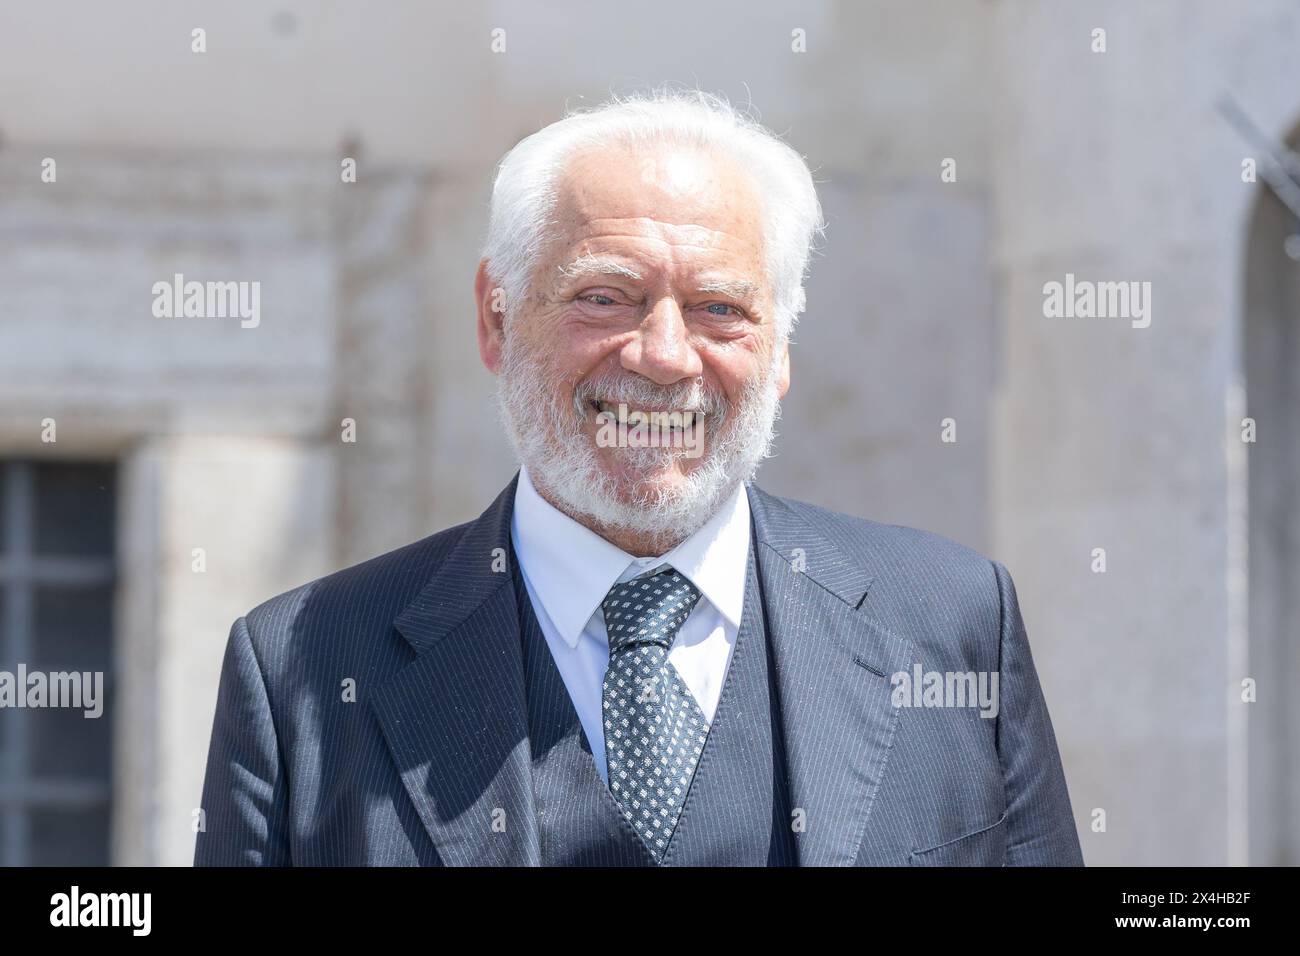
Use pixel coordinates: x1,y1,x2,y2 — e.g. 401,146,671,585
747,482,913,866
370,474,542,866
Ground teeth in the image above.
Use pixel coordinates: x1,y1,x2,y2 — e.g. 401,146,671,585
593,400,701,429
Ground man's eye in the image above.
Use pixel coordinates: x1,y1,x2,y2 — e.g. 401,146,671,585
580,293,618,306
704,303,740,317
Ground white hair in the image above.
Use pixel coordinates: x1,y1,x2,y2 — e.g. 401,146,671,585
481,87,825,343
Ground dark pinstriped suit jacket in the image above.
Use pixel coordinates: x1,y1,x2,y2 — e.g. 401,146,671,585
194,474,1084,866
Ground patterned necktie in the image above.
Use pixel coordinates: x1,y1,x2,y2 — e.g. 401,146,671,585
600,564,709,862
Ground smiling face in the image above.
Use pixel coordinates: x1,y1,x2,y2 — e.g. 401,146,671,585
477,142,791,554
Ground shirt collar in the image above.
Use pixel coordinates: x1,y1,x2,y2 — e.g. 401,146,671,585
510,465,751,649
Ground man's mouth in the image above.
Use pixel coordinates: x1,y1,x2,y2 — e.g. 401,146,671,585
590,399,699,431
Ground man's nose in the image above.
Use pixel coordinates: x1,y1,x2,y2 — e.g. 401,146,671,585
620,297,703,385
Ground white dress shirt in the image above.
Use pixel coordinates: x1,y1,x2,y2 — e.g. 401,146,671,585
510,465,751,784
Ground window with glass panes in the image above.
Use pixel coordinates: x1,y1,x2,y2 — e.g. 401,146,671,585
0,461,115,865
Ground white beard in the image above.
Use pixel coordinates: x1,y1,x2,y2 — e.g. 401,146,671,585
495,335,782,550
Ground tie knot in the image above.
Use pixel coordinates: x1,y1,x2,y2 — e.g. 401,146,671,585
600,565,702,654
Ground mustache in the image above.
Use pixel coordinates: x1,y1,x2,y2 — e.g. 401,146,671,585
570,373,729,423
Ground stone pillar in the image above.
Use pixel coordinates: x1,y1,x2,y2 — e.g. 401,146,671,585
115,435,337,866
989,0,1253,865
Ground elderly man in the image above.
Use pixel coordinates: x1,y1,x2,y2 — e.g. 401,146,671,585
196,90,1082,867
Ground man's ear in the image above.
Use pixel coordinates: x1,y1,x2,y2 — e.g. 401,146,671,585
476,259,506,375
775,338,790,399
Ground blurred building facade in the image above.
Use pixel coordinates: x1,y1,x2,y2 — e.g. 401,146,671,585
0,0,1296,865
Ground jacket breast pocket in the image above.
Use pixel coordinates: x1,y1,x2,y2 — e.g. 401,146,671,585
907,809,1009,867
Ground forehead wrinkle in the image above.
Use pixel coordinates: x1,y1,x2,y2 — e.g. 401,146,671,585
578,217,736,250
558,229,758,275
